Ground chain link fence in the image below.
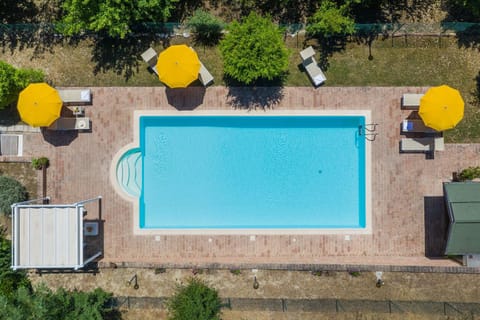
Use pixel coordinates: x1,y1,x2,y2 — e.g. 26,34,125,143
109,296,480,317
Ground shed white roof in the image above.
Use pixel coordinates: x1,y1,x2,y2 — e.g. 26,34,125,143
11,197,102,270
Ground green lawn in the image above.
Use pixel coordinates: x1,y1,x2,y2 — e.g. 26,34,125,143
1,34,479,142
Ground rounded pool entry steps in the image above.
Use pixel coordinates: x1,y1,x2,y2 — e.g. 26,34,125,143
116,148,142,198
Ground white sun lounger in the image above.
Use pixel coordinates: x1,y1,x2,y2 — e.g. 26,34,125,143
48,117,90,131
58,89,92,104
401,93,424,109
400,136,444,153
141,47,158,75
300,46,326,86
189,47,214,86
199,62,214,86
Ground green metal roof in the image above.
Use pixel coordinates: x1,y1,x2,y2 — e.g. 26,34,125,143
444,182,480,255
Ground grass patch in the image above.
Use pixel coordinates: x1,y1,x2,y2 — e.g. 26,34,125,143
1,34,479,141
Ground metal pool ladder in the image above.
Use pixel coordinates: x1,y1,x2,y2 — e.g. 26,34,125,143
359,123,378,141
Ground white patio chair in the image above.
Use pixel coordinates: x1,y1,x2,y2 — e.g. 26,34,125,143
140,47,158,75
300,46,326,86
48,117,90,131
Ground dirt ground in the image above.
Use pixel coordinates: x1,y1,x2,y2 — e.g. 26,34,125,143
29,267,480,319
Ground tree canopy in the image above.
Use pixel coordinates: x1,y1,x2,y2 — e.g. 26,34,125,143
219,12,290,85
0,61,44,110
0,175,28,215
186,9,225,46
60,0,178,38
167,278,222,320
306,0,356,37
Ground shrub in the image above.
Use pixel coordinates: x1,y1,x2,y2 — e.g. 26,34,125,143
0,61,44,110
0,231,31,299
306,0,355,38
186,10,225,46
32,157,50,170
458,166,480,181
0,176,28,215
167,277,222,320
60,0,177,39
219,12,290,85
0,285,117,319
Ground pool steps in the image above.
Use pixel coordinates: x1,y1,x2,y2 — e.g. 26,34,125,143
116,149,142,197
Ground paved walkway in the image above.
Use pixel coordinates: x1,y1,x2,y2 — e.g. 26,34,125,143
20,86,480,267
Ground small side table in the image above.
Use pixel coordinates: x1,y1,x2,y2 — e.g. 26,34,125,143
71,106,85,116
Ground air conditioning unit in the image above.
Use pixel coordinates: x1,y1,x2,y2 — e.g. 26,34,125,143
84,222,99,236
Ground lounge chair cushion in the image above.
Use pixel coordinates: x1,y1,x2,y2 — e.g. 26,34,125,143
304,61,326,86
58,89,92,104
400,138,434,152
48,117,90,131
199,62,214,86
402,93,424,109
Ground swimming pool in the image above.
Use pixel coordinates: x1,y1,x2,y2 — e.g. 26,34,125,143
112,112,371,234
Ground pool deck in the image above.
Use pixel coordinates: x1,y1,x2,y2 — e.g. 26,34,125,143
16,86,480,268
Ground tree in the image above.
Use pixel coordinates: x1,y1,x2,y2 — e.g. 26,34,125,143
186,10,225,46
450,0,480,20
60,0,178,39
219,12,290,85
0,285,118,319
0,230,31,299
306,0,356,38
0,61,44,110
0,175,28,215
167,278,222,320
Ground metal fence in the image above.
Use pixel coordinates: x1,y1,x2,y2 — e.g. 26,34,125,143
110,296,480,317
1,22,480,37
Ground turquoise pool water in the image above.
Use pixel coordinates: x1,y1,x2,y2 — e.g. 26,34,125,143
120,115,366,229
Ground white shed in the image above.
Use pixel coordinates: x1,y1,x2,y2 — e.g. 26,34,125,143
11,196,102,270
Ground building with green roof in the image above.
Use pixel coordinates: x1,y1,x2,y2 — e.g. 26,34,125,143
443,182,480,266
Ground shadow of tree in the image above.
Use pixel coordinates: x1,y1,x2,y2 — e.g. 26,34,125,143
424,196,448,258
207,0,320,24
451,24,480,50
0,0,38,24
226,86,284,110
472,71,480,106
441,0,480,22
353,25,390,61
304,35,348,71
90,32,158,81
166,86,206,110
350,1,390,23
170,0,203,22
0,104,21,126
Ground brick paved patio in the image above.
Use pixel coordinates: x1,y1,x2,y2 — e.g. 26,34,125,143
18,86,480,267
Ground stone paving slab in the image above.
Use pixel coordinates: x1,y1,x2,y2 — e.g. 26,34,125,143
20,86,480,267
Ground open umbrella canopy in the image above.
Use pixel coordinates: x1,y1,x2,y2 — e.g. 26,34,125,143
419,85,464,131
157,45,201,88
17,83,62,127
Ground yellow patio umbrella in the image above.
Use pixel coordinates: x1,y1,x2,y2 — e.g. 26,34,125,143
156,45,201,88
419,85,464,131
17,83,62,127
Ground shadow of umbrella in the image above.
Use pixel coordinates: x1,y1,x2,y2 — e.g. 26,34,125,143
41,127,78,146
166,86,206,110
